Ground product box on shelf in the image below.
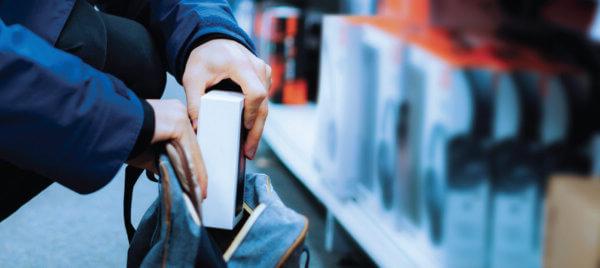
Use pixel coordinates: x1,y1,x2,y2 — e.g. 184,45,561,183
487,67,547,268
487,54,586,268
313,16,376,200
544,176,600,268
399,29,480,243
360,21,405,224
441,68,495,268
396,32,571,266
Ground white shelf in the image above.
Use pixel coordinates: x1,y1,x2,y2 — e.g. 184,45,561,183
263,103,438,268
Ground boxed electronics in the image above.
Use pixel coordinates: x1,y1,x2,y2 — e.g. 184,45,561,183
393,32,578,266
360,20,406,225
489,71,544,268
313,16,378,200
400,29,479,249
544,176,600,268
197,90,246,230
440,67,495,268
486,52,590,268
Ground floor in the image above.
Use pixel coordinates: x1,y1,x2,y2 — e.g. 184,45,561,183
0,76,373,267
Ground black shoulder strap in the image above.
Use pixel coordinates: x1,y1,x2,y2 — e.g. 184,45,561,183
124,165,144,243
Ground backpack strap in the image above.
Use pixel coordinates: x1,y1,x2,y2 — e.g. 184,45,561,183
302,245,310,268
124,165,144,243
124,139,204,243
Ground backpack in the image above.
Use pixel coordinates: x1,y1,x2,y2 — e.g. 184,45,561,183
123,143,309,267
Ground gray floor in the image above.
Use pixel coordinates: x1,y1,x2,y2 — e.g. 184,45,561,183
0,76,373,267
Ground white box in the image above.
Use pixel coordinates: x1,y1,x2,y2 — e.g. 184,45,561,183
197,90,245,230
403,44,473,235
361,24,406,225
441,69,494,268
489,72,543,268
313,16,375,200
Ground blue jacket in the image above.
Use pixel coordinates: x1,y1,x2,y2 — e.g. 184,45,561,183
0,1,253,194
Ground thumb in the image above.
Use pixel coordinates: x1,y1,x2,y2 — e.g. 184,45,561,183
186,90,201,131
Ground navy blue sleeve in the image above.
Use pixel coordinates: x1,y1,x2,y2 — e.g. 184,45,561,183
0,20,145,194
146,0,255,82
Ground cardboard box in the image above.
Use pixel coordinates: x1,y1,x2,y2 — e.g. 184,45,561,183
197,90,245,230
544,176,600,268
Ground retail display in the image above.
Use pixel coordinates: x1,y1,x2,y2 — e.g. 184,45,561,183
230,0,600,266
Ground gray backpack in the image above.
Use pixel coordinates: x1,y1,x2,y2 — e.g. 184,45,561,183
123,146,309,267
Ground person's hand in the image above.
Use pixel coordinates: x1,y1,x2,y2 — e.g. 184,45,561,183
182,39,271,160
128,99,208,199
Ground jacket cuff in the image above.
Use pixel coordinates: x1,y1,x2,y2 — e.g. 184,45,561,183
128,99,155,160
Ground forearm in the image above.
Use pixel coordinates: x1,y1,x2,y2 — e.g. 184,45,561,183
0,21,145,194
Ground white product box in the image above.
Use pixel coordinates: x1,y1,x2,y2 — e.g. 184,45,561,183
443,179,491,267
541,77,568,145
404,44,473,235
441,69,495,268
361,24,406,224
313,16,375,200
490,184,540,268
492,73,521,140
490,72,543,268
197,90,246,230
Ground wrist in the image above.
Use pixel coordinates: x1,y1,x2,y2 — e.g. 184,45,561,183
128,99,155,159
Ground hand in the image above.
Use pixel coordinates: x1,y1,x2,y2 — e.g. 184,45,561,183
182,39,271,160
128,99,208,199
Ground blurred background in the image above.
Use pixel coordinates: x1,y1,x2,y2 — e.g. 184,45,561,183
227,0,600,267
2,0,600,267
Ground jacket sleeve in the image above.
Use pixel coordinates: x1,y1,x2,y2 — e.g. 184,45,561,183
146,0,255,82
0,20,144,194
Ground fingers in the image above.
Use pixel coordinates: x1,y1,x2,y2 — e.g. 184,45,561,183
147,99,188,143
249,56,272,91
188,125,208,200
227,57,268,130
182,70,214,131
243,58,270,159
244,99,268,159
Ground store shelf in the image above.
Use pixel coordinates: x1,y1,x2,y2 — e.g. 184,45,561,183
263,103,439,268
